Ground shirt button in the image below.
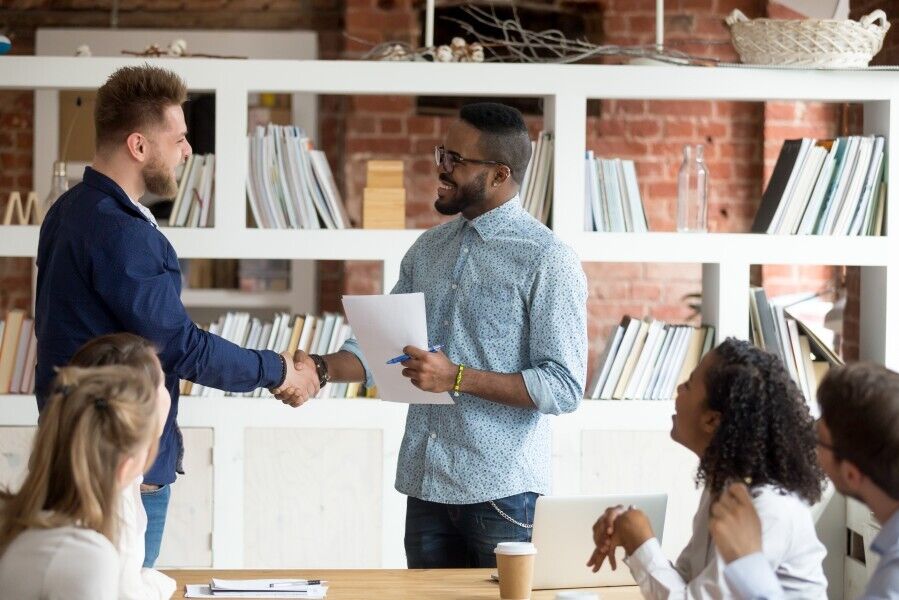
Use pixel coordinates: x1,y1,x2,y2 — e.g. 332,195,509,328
462,247,469,253
451,283,457,289
430,432,437,440
443,320,449,326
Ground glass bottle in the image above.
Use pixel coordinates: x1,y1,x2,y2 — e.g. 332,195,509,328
676,144,708,232
44,160,68,214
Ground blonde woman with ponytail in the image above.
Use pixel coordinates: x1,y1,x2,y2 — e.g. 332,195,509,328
0,366,159,599
68,333,175,599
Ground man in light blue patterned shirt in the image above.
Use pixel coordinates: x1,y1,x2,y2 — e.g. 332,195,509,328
708,363,899,599
294,103,587,568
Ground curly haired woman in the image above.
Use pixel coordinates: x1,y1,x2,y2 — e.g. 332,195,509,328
587,338,827,599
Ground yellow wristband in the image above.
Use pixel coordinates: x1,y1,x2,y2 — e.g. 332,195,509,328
453,364,465,397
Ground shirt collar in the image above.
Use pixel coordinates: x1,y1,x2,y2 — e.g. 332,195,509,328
464,195,522,240
871,507,899,558
82,166,156,226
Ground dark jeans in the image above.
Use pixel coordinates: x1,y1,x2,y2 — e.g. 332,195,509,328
405,492,538,568
140,483,171,568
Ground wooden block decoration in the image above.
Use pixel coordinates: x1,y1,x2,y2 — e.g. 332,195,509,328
363,160,405,229
2,192,41,226
363,188,406,229
366,160,404,189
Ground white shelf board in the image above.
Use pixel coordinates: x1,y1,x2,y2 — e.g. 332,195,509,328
0,394,674,430
4,226,891,266
570,232,893,266
0,226,424,261
180,288,299,308
2,57,897,102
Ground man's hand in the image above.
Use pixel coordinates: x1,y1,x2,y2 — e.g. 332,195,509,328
270,351,319,407
292,349,317,374
710,483,762,563
400,346,457,393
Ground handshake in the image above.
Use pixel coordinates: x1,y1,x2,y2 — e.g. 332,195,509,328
269,350,320,408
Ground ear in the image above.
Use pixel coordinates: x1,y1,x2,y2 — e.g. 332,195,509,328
839,459,865,492
492,165,511,187
700,409,722,435
125,132,148,164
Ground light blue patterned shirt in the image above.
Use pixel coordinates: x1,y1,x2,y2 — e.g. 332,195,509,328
342,196,588,504
724,508,899,599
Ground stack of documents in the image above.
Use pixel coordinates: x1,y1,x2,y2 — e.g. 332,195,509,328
186,578,328,599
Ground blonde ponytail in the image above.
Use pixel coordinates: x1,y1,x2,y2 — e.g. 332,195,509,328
0,365,157,555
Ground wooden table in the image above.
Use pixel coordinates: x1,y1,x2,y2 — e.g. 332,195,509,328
165,569,643,599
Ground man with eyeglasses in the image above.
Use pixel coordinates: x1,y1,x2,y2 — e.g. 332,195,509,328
707,362,899,599
291,102,588,568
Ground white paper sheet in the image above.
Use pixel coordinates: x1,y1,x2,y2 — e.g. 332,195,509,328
342,293,453,405
185,584,326,598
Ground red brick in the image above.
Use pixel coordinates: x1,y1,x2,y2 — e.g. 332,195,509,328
379,117,403,135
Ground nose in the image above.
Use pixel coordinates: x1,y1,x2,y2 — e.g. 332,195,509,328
183,140,193,160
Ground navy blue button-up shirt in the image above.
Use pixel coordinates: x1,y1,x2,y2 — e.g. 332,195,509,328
35,167,284,485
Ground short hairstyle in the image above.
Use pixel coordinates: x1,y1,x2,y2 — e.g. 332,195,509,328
818,363,899,499
699,338,825,504
459,102,532,184
94,64,187,150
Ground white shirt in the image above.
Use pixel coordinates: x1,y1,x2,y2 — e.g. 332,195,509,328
624,485,828,599
118,477,176,600
0,524,119,600
725,507,899,599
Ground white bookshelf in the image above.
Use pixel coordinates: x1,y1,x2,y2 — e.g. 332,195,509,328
1,58,895,594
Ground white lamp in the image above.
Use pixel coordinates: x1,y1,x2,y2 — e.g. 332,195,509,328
630,0,667,65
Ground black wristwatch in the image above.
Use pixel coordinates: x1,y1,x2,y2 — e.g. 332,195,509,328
309,354,331,388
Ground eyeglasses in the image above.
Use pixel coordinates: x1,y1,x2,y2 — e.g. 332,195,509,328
434,145,510,174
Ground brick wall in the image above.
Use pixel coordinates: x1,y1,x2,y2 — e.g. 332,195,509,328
2,0,887,372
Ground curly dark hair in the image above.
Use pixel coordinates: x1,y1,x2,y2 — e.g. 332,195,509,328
697,338,825,503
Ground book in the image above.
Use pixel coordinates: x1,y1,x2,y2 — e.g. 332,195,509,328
0,310,25,393
585,156,648,232
590,319,714,401
752,139,804,233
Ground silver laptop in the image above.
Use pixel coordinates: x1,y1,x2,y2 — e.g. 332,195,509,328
530,493,667,590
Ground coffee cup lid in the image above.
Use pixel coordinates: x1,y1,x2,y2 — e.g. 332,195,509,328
494,541,537,555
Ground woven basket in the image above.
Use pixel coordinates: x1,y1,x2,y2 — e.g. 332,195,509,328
725,9,890,68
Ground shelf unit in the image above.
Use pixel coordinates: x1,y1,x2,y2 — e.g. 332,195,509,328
1,58,896,591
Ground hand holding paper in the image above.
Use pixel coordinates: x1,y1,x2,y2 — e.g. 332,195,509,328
342,293,453,404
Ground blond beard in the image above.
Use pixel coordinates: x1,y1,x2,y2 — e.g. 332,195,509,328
142,155,178,198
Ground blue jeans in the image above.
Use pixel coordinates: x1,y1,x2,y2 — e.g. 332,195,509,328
140,483,171,568
404,492,538,568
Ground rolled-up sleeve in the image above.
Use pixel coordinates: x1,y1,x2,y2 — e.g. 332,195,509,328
91,223,283,392
521,243,588,415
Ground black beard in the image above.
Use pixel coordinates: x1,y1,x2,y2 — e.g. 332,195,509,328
434,172,488,216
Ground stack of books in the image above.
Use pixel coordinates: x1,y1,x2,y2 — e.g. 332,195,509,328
0,309,36,395
169,153,215,227
752,136,886,236
246,125,350,230
519,131,554,225
584,153,648,233
586,316,715,400
182,311,366,400
749,287,842,406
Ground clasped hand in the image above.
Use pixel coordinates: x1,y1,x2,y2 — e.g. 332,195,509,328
587,505,655,572
400,345,457,393
269,351,319,407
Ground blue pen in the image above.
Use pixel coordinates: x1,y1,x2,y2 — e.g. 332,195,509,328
386,344,443,364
